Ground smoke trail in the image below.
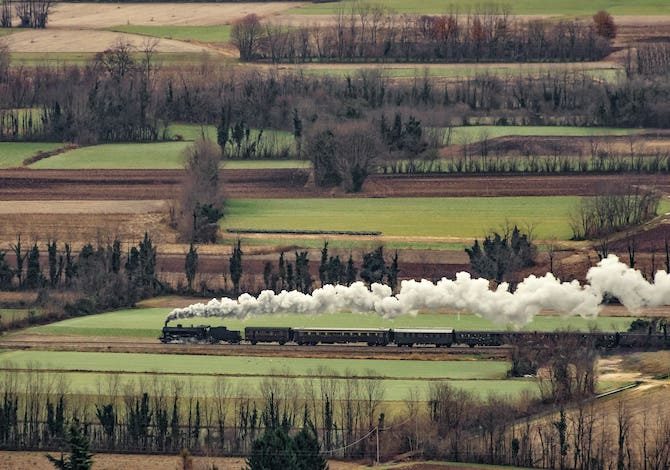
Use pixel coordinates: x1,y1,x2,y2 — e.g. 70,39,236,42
165,255,668,327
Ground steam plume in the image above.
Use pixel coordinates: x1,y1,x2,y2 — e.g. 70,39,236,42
166,255,669,327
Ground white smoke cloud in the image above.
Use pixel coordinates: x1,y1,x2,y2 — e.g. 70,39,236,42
166,255,669,327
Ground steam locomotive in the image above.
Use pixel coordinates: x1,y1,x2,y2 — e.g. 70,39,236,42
159,322,670,349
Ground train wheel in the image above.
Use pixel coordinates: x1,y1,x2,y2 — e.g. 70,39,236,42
278,341,285,346
251,341,257,345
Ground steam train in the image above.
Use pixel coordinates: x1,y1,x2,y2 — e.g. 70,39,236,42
159,322,670,349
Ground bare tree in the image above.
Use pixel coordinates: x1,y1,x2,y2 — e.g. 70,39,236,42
15,0,52,28
231,14,263,61
0,0,12,28
0,41,8,82
176,138,224,243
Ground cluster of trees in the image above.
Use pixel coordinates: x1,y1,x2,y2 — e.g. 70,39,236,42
633,42,670,76
0,40,165,144
0,368,384,459
173,138,224,243
216,110,295,160
233,11,613,63
570,185,661,240
5,49,670,147
306,120,384,192
0,0,53,29
0,233,161,318
466,225,536,284
203,242,401,296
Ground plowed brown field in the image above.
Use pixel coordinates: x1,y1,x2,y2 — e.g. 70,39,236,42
2,169,669,200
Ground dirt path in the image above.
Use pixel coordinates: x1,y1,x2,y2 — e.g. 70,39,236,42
0,452,362,470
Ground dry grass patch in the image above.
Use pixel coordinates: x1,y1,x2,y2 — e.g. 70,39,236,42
49,2,301,28
2,30,213,53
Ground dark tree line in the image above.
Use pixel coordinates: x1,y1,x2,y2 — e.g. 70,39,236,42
0,233,161,317
4,51,670,146
570,184,661,240
233,11,612,63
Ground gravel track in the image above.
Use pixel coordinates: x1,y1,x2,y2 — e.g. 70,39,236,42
0,337,512,360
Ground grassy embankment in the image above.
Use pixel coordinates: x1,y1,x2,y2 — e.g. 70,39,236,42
0,142,62,168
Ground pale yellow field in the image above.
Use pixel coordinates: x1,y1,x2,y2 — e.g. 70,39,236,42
48,2,301,28
2,29,212,53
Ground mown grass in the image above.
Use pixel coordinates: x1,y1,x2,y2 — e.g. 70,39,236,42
442,125,645,146
27,308,638,339
223,196,581,240
0,142,62,168
109,24,231,43
0,350,510,379
29,125,297,169
30,142,193,170
290,0,670,15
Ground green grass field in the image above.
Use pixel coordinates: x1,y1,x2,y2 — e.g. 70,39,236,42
29,126,297,169
26,308,638,339
223,197,579,240
290,0,670,15
442,126,644,146
0,369,535,400
30,142,192,170
0,350,534,400
0,350,510,379
109,25,231,43
0,142,62,168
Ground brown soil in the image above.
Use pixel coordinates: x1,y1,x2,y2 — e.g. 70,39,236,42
0,452,362,470
3,169,670,201
0,199,167,214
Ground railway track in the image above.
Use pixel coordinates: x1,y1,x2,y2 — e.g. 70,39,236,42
0,338,513,360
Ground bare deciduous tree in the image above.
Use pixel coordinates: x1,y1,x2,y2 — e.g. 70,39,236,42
176,138,224,243
232,14,263,61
